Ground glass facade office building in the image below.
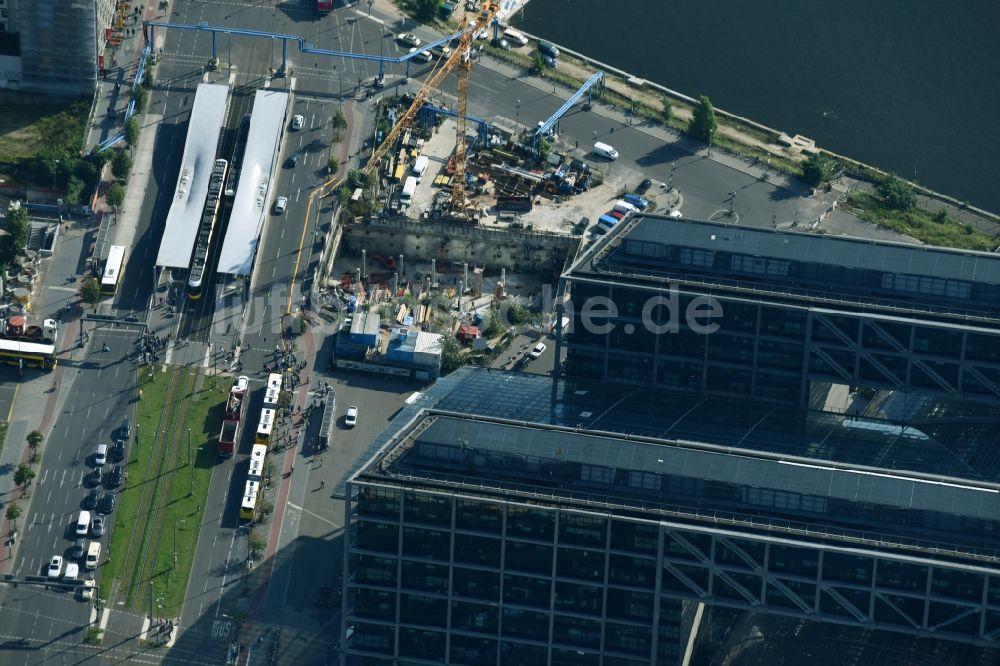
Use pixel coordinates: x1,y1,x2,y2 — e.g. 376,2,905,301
562,216,1000,406
340,370,1000,665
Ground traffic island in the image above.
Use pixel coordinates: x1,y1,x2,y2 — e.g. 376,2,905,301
99,367,227,617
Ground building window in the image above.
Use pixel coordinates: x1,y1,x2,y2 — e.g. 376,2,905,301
627,471,661,491
730,255,789,276
559,513,607,547
580,464,614,484
678,247,715,267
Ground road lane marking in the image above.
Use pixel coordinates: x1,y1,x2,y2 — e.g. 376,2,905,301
286,502,340,528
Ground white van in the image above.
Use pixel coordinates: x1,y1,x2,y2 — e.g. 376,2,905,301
64,562,79,581
612,200,639,214
85,542,101,569
593,141,619,160
75,511,91,537
412,155,429,180
502,28,529,47
400,176,417,206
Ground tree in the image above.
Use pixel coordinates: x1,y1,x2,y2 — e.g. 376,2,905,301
124,117,140,147
688,94,718,143
801,153,834,188
538,137,552,161
6,204,29,252
347,169,369,190
413,0,442,21
5,503,21,531
133,86,149,113
439,333,464,375
111,151,131,181
660,95,673,124
875,173,917,211
482,306,504,338
80,277,102,310
328,156,339,174
105,182,125,209
14,463,35,490
248,530,266,558
26,430,43,457
530,51,546,74
65,175,85,205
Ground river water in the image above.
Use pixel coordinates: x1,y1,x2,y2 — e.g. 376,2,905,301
513,0,1000,214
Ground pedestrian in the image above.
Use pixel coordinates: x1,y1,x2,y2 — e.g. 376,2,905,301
320,479,325,489
290,465,295,474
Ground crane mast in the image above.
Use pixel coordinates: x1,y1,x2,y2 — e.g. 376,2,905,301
362,1,500,219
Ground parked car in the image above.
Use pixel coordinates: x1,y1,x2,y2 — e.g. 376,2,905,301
345,406,359,428
82,488,99,511
396,32,421,47
274,196,288,214
108,465,126,489
98,492,117,515
637,178,652,194
291,114,304,130
91,516,105,538
47,555,63,579
529,342,547,359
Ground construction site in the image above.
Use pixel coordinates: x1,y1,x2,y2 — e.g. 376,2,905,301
313,1,649,375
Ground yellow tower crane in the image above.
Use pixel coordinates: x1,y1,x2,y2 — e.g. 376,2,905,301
362,1,501,217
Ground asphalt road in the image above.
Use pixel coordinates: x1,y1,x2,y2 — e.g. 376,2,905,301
0,327,137,664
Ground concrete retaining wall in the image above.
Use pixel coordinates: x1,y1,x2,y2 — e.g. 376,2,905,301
340,217,578,276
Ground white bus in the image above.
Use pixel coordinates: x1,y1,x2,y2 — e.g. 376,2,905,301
101,245,127,295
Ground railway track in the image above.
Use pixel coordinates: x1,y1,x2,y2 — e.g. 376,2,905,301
115,366,198,610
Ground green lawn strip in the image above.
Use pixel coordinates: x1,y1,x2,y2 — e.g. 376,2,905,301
0,92,89,162
150,373,227,616
0,421,8,458
99,366,175,603
845,192,996,251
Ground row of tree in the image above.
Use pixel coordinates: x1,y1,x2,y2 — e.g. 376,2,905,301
4,430,45,532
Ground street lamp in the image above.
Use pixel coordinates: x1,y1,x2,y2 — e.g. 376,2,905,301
515,99,520,128
708,127,714,156
367,0,373,15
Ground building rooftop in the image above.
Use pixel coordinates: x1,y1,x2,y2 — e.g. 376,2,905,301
346,368,1000,563
216,89,287,276
567,215,1000,322
155,83,230,269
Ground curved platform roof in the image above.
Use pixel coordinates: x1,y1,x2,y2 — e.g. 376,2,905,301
155,83,230,269
216,89,288,276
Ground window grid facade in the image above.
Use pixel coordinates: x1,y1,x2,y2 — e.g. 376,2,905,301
343,483,1000,664
564,279,1000,406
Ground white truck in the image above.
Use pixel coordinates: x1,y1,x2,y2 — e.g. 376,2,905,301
400,176,417,207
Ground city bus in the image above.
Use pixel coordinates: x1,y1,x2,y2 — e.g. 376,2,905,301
0,339,57,370
263,372,282,410
248,443,267,481
255,408,275,445
101,245,126,295
239,480,260,521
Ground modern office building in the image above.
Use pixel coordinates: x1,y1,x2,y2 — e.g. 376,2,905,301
561,215,1000,407
14,0,117,95
340,368,1000,665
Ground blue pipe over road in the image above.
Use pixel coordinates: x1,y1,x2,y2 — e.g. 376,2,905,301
534,71,605,147
145,21,461,73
